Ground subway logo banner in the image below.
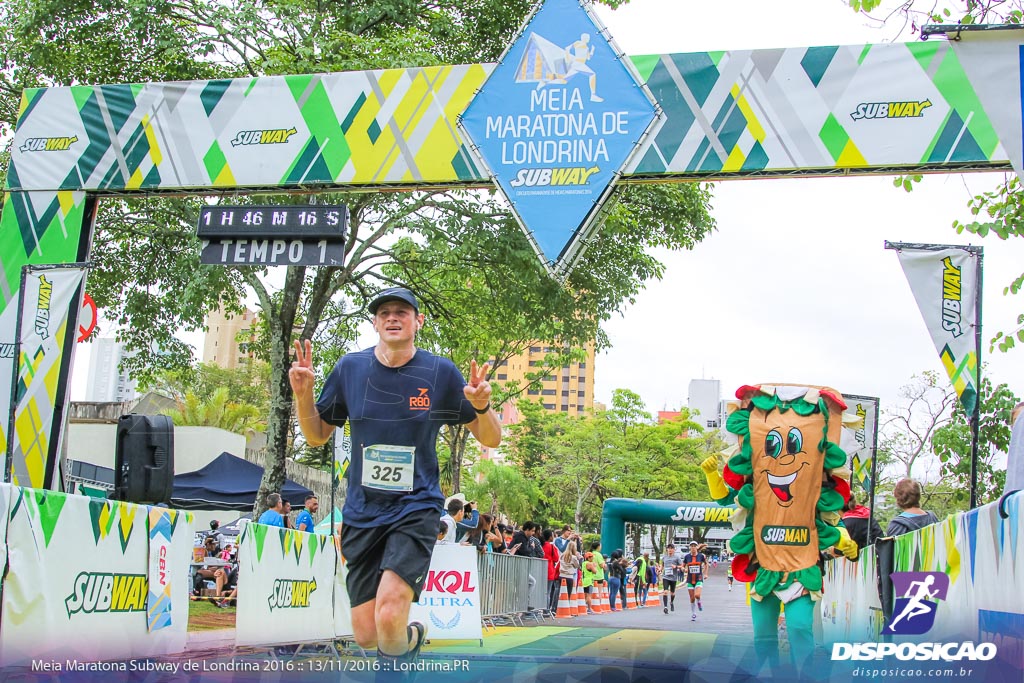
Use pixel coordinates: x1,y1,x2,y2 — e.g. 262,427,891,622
894,246,981,413
0,488,194,666
235,523,336,647
842,395,879,494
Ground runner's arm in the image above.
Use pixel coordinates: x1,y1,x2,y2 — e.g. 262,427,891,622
294,390,335,447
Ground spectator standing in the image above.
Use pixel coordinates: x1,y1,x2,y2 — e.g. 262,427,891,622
886,479,939,536
632,554,648,608
511,521,544,558
607,549,628,611
295,494,318,533
439,498,464,544
483,516,505,553
841,492,883,550
591,541,607,595
559,541,581,609
281,500,294,529
206,520,225,551
553,526,573,554
258,493,286,528
581,552,597,614
455,500,479,542
542,530,561,614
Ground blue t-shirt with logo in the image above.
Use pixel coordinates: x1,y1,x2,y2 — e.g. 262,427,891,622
316,347,476,527
295,509,315,532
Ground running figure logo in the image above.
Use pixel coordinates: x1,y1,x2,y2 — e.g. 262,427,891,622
885,572,949,635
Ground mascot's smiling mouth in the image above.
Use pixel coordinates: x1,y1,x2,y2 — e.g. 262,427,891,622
765,465,805,503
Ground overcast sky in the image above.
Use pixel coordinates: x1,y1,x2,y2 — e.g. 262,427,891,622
72,0,1024,421
588,0,1024,415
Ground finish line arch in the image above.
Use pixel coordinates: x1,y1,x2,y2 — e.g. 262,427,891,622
2,0,1022,488
600,498,736,555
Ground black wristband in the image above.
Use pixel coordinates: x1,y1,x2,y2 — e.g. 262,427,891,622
473,402,491,415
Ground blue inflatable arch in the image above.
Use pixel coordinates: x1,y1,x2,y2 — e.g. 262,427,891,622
599,498,736,554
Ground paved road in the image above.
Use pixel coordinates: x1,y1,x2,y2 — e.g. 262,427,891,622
565,566,750,635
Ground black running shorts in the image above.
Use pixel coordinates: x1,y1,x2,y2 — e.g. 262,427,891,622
341,506,438,608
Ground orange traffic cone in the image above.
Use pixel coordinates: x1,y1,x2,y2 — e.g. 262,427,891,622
555,581,573,619
576,582,586,614
647,586,660,608
626,587,637,609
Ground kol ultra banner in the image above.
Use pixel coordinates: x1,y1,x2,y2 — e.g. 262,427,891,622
408,544,483,641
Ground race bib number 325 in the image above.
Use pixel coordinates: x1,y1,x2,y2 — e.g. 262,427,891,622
361,444,415,492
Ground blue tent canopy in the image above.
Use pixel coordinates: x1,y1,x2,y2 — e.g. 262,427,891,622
171,451,314,511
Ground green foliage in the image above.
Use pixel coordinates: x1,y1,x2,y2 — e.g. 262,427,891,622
163,386,263,434
504,394,717,532
932,377,1019,505
463,459,539,524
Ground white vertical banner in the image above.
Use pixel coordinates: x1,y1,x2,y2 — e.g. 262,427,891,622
6,264,88,488
235,524,336,647
842,395,878,495
409,544,482,641
892,245,981,414
0,489,193,666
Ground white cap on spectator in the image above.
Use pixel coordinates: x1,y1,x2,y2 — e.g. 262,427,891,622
444,492,467,509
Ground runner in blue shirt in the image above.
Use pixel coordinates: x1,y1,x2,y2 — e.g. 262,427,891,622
290,287,501,670
295,494,318,532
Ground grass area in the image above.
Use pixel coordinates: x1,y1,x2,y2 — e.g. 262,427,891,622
188,598,236,631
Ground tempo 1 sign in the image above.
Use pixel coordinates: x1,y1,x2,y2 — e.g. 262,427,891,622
197,204,347,266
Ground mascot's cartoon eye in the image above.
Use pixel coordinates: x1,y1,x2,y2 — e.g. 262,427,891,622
765,430,783,458
786,428,803,454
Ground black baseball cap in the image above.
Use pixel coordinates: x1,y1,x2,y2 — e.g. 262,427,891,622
368,287,419,314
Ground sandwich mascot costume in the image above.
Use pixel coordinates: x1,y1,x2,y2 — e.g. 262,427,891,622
701,384,858,670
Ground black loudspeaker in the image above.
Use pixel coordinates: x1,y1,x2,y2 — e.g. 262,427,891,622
113,414,174,504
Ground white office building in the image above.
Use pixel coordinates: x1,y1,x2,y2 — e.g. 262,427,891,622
85,337,138,403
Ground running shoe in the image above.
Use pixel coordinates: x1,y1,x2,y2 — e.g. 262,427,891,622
405,621,428,660
663,606,668,614
691,613,696,621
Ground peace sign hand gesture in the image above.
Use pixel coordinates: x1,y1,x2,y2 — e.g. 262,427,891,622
289,339,316,396
463,359,492,411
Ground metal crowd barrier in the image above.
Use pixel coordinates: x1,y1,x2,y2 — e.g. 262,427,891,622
476,552,552,628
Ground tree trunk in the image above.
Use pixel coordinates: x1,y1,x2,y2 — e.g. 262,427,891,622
631,523,641,557
650,524,662,558
254,319,294,518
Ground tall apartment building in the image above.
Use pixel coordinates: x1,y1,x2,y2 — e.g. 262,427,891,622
85,337,138,402
495,342,596,417
479,342,596,464
202,306,257,368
